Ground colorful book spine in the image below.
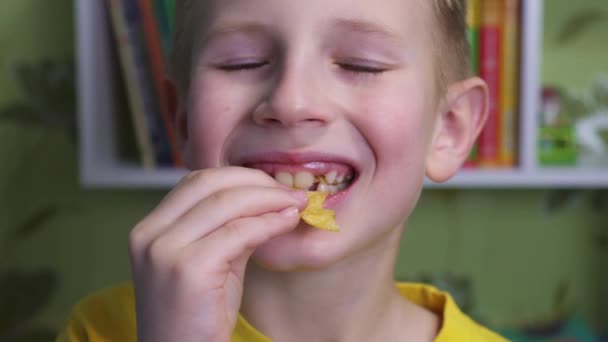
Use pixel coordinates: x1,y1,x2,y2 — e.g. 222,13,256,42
500,0,520,167
138,0,183,166
106,0,156,169
478,0,503,167
122,0,173,167
153,0,173,59
464,0,482,168
467,0,482,75
163,0,175,33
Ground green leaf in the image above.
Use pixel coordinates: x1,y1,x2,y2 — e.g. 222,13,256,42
0,270,57,334
13,206,61,241
556,10,607,45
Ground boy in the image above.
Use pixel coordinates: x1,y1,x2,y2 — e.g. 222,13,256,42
59,0,507,341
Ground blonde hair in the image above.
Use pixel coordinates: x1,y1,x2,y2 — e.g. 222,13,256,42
432,0,471,92
170,0,470,95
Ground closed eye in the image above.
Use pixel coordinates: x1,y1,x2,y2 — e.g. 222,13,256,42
218,61,269,71
336,62,387,74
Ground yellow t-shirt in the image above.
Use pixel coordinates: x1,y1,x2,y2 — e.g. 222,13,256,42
57,282,507,342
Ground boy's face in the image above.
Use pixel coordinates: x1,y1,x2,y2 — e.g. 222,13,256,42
177,0,461,269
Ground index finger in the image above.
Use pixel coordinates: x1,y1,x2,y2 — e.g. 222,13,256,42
136,167,278,235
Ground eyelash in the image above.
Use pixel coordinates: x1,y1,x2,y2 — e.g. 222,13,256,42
337,63,387,75
218,61,269,71
216,61,388,76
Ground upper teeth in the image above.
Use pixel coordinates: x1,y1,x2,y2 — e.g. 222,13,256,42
275,172,294,188
325,171,337,184
294,171,315,190
273,171,352,194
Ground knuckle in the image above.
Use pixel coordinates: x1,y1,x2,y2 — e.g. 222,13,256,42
181,170,201,183
208,189,231,206
167,258,188,281
224,220,247,242
170,251,201,282
181,169,214,188
145,236,172,266
128,222,148,251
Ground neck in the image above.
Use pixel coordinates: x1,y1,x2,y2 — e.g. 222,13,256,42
240,225,438,342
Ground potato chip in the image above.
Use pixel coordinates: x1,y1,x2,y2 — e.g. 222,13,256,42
300,192,340,232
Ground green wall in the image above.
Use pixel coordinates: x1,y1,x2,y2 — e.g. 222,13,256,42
0,0,74,106
1,0,606,333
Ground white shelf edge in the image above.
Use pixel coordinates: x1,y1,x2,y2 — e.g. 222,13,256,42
81,164,187,189
80,163,607,189
426,168,608,188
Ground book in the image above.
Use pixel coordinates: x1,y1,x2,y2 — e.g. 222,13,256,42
478,0,503,167
138,0,183,166
162,0,175,33
153,0,173,59
464,0,482,168
106,0,156,168
499,0,520,167
467,0,482,75
121,0,174,167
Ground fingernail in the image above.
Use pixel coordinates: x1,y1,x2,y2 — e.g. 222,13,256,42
289,190,308,203
280,206,299,217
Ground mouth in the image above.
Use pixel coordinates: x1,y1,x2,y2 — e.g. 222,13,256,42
240,153,358,196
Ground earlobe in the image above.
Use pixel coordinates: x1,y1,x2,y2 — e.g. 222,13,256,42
425,77,489,182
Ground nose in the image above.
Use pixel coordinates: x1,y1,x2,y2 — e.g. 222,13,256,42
252,61,335,128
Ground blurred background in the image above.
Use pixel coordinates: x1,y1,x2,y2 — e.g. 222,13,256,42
0,0,607,341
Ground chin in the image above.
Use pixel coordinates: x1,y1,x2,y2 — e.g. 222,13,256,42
250,224,350,272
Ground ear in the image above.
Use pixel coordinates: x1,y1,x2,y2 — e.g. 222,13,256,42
164,79,189,155
425,77,489,183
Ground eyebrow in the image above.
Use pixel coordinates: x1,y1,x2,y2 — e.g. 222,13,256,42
331,18,403,43
202,18,403,45
203,22,271,44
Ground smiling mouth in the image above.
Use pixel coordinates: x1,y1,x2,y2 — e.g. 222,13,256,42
243,162,357,195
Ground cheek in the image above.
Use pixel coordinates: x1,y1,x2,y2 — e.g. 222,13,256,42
185,75,250,168
353,79,436,223
358,83,434,172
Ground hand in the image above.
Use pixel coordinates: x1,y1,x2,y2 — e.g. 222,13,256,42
129,167,307,342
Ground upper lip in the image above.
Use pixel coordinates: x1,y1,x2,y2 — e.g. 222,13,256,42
233,151,360,173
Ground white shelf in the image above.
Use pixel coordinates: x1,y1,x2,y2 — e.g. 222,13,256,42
76,0,607,189
79,161,607,189
429,168,608,188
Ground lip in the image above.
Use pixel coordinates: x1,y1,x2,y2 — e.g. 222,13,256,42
235,151,359,170
233,151,360,208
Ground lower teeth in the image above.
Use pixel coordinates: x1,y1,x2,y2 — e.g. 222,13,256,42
312,177,350,194
280,173,353,193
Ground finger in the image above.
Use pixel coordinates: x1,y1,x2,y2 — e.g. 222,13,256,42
182,207,300,276
154,186,307,249
151,167,277,226
131,167,278,247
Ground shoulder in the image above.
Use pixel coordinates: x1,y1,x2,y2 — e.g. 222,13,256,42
56,282,137,342
396,283,508,342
